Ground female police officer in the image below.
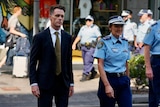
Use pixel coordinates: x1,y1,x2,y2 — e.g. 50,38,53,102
94,15,132,107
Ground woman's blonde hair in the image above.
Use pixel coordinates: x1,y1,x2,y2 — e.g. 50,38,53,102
13,6,21,13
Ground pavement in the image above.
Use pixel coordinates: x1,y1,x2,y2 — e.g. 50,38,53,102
0,56,149,107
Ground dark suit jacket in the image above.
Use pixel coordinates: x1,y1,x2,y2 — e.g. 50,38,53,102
29,28,73,91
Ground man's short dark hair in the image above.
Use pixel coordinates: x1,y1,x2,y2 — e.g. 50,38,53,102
49,5,65,15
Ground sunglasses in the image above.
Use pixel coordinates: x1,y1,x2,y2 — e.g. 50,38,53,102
113,24,124,27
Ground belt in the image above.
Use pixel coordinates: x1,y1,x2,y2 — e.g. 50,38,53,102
81,42,92,46
106,72,126,77
152,55,160,58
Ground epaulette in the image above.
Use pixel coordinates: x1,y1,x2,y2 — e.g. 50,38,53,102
121,37,128,41
102,36,111,40
151,21,157,27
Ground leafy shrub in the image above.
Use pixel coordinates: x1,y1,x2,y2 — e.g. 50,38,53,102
128,55,148,87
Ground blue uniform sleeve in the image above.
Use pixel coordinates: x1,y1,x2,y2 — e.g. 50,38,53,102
93,39,106,59
143,27,154,46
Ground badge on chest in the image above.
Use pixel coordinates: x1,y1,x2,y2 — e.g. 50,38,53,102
111,48,118,52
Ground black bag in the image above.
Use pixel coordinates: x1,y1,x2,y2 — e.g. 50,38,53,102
5,34,19,48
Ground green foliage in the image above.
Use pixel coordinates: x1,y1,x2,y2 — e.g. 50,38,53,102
129,55,148,86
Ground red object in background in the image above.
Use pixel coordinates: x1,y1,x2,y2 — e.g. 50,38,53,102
40,0,56,18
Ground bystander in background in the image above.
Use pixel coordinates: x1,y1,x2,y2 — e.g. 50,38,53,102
72,15,102,82
5,6,26,66
134,9,151,55
121,10,137,54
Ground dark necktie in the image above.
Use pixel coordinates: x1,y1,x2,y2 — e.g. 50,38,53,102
54,32,61,75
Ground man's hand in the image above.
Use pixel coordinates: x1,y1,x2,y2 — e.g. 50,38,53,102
69,86,74,97
21,34,27,38
72,44,76,50
31,85,40,98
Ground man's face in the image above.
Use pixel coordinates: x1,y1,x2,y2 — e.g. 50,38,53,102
85,19,93,26
50,8,64,30
122,16,128,21
139,13,148,23
17,8,22,16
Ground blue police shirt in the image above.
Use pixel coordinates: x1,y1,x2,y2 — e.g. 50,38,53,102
93,34,130,73
77,24,102,44
143,20,160,55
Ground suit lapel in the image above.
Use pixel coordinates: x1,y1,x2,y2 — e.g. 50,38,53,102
46,28,55,53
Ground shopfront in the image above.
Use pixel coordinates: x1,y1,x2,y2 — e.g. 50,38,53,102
70,0,123,36
38,0,124,36
38,0,160,36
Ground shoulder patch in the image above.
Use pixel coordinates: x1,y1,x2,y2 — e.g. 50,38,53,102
102,36,111,40
97,41,104,49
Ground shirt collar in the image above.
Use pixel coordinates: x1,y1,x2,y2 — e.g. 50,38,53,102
110,33,122,44
49,26,61,35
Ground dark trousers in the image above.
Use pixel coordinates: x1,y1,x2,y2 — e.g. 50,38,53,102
38,74,69,107
38,88,69,107
149,56,160,107
98,75,132,107
81,46,95,75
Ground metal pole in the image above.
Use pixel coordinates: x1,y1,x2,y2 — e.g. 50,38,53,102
33,0,40,36
69,0,73,35
121,0,124,10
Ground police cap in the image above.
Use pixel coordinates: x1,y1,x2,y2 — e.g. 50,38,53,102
147,9,153,15
138,9,148,16
85,15,94,21
108,15,125,25
121,10,129,16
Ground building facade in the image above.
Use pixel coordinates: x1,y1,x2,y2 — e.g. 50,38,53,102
0,0,159,41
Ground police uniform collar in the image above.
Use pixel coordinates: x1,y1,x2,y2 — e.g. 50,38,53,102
143,20,150,25
110,34,122,44
85,24,94,28
128,19,131,23
89,24,94,28
125,19,130,24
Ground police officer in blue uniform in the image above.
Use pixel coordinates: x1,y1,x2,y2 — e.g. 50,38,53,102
143,8,160,107
94,15,132,107
72,15,102,81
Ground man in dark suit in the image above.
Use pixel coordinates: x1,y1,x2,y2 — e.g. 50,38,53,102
29,5,74,107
